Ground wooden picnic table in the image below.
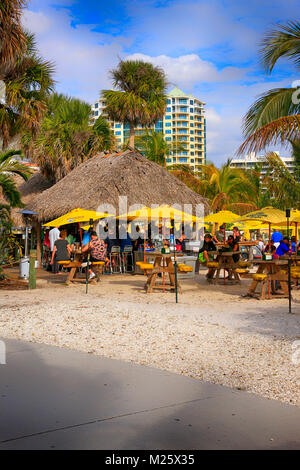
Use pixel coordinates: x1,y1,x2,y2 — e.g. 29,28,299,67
208,251,242,284
64,250,103,285
143,252,182,293
246,259,289,300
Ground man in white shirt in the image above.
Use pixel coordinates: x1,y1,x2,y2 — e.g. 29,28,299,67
49,226,60,252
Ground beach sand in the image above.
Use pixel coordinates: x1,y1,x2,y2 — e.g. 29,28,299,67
1,269,300,406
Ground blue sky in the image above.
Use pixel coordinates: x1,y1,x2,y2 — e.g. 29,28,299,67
22,0,299,164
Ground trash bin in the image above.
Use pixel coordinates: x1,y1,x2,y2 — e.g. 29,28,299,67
19,257,29,279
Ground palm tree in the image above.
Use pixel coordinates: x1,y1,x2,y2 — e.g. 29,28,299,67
238,21,300,154
102,60,168,148
197,160,257,212
23,93,113,182
0,32,55,149
0,149,31,207
134,130,185,167
0,0,27,79
93,114,116,150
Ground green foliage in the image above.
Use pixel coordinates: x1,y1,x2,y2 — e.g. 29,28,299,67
239,21,300,154
0,149,31,207
22,93,114,182
0,31,55,148
0,205,21,280
134,130,185,166
102,60,168,146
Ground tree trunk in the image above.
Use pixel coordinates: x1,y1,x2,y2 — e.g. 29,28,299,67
129,125,135,148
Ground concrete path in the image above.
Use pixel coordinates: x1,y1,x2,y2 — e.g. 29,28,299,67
0,337,299,450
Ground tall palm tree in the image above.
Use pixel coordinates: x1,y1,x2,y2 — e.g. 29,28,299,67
0,32,55,149
0,0,27,79
102,60,168,148
0,149,31,207
134,130,185,167
238,21,300,154
23,93,113,182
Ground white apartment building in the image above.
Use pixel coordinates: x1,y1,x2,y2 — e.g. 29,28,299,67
230,152,295,176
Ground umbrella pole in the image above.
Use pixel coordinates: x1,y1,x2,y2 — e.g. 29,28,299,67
163,219,166,293
224,224,226,285
85,218,93,294
268,223,271,299
173,223,178,303
79,223,83,247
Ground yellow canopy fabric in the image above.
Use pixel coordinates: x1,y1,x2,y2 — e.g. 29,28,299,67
118,205,203,223
275,210,300,226
44,208,112,227
204,210,239,224
236,207,285,225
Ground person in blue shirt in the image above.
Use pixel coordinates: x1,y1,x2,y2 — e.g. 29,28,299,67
275,237,290,256
271,229,283,247
291,236,296,253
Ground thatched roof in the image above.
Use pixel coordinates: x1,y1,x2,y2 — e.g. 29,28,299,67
27,150,209,222
0,172,53,228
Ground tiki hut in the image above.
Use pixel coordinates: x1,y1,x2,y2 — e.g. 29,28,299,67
0,172,53,229
27,149,209,221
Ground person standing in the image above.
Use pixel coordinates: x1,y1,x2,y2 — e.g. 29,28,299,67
50,229,71,274
49,226,60,252
271,229,283,248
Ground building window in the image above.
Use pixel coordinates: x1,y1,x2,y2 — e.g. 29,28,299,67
115,124,121,128
165,130,171,134
165,122,171,127
165,137,171,141
166,158,172,163
179,157,188,163
115,131,121,135
190,108,194,113
165,115,171,119
190,137,194,141
95,103,98,108
166,107,171,112
94,111,98,116
190,116,194,120
190,123,194,127
190,100,194,105
190,130,194,134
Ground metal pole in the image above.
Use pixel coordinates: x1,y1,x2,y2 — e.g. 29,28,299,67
286,210,292,313
173,222,178,303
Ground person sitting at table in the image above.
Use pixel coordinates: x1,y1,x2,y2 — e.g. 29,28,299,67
82,231,107,280
265,239,276,253
271,229,283,248
275,237,290,257
198,233,216,279
227,235,239,262
50,229,71,274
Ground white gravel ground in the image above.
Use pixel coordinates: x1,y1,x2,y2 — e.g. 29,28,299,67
0,272,300,406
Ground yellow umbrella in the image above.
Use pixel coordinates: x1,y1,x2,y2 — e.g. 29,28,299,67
237,207,285,225
204,210,239,224
236,207,286,251
118,204,203,223
44,208,112,227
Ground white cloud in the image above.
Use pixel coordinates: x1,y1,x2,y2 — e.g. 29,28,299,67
22,6,125,103
125,53,246,87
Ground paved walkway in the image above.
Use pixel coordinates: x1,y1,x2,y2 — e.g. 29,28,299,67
0,337,300,450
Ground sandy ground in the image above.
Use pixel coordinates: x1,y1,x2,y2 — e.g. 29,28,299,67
1,268,300,407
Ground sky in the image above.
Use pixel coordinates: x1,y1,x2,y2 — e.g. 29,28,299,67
22,0,299,164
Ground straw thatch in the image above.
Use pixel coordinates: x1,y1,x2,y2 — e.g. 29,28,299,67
0,172,53,228
27,150,209,222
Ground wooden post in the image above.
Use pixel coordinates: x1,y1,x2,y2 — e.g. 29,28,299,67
35,221,42,268
29,249,37,290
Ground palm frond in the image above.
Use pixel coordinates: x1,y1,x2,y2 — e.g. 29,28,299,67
260,21,300,73
238,115,300,155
